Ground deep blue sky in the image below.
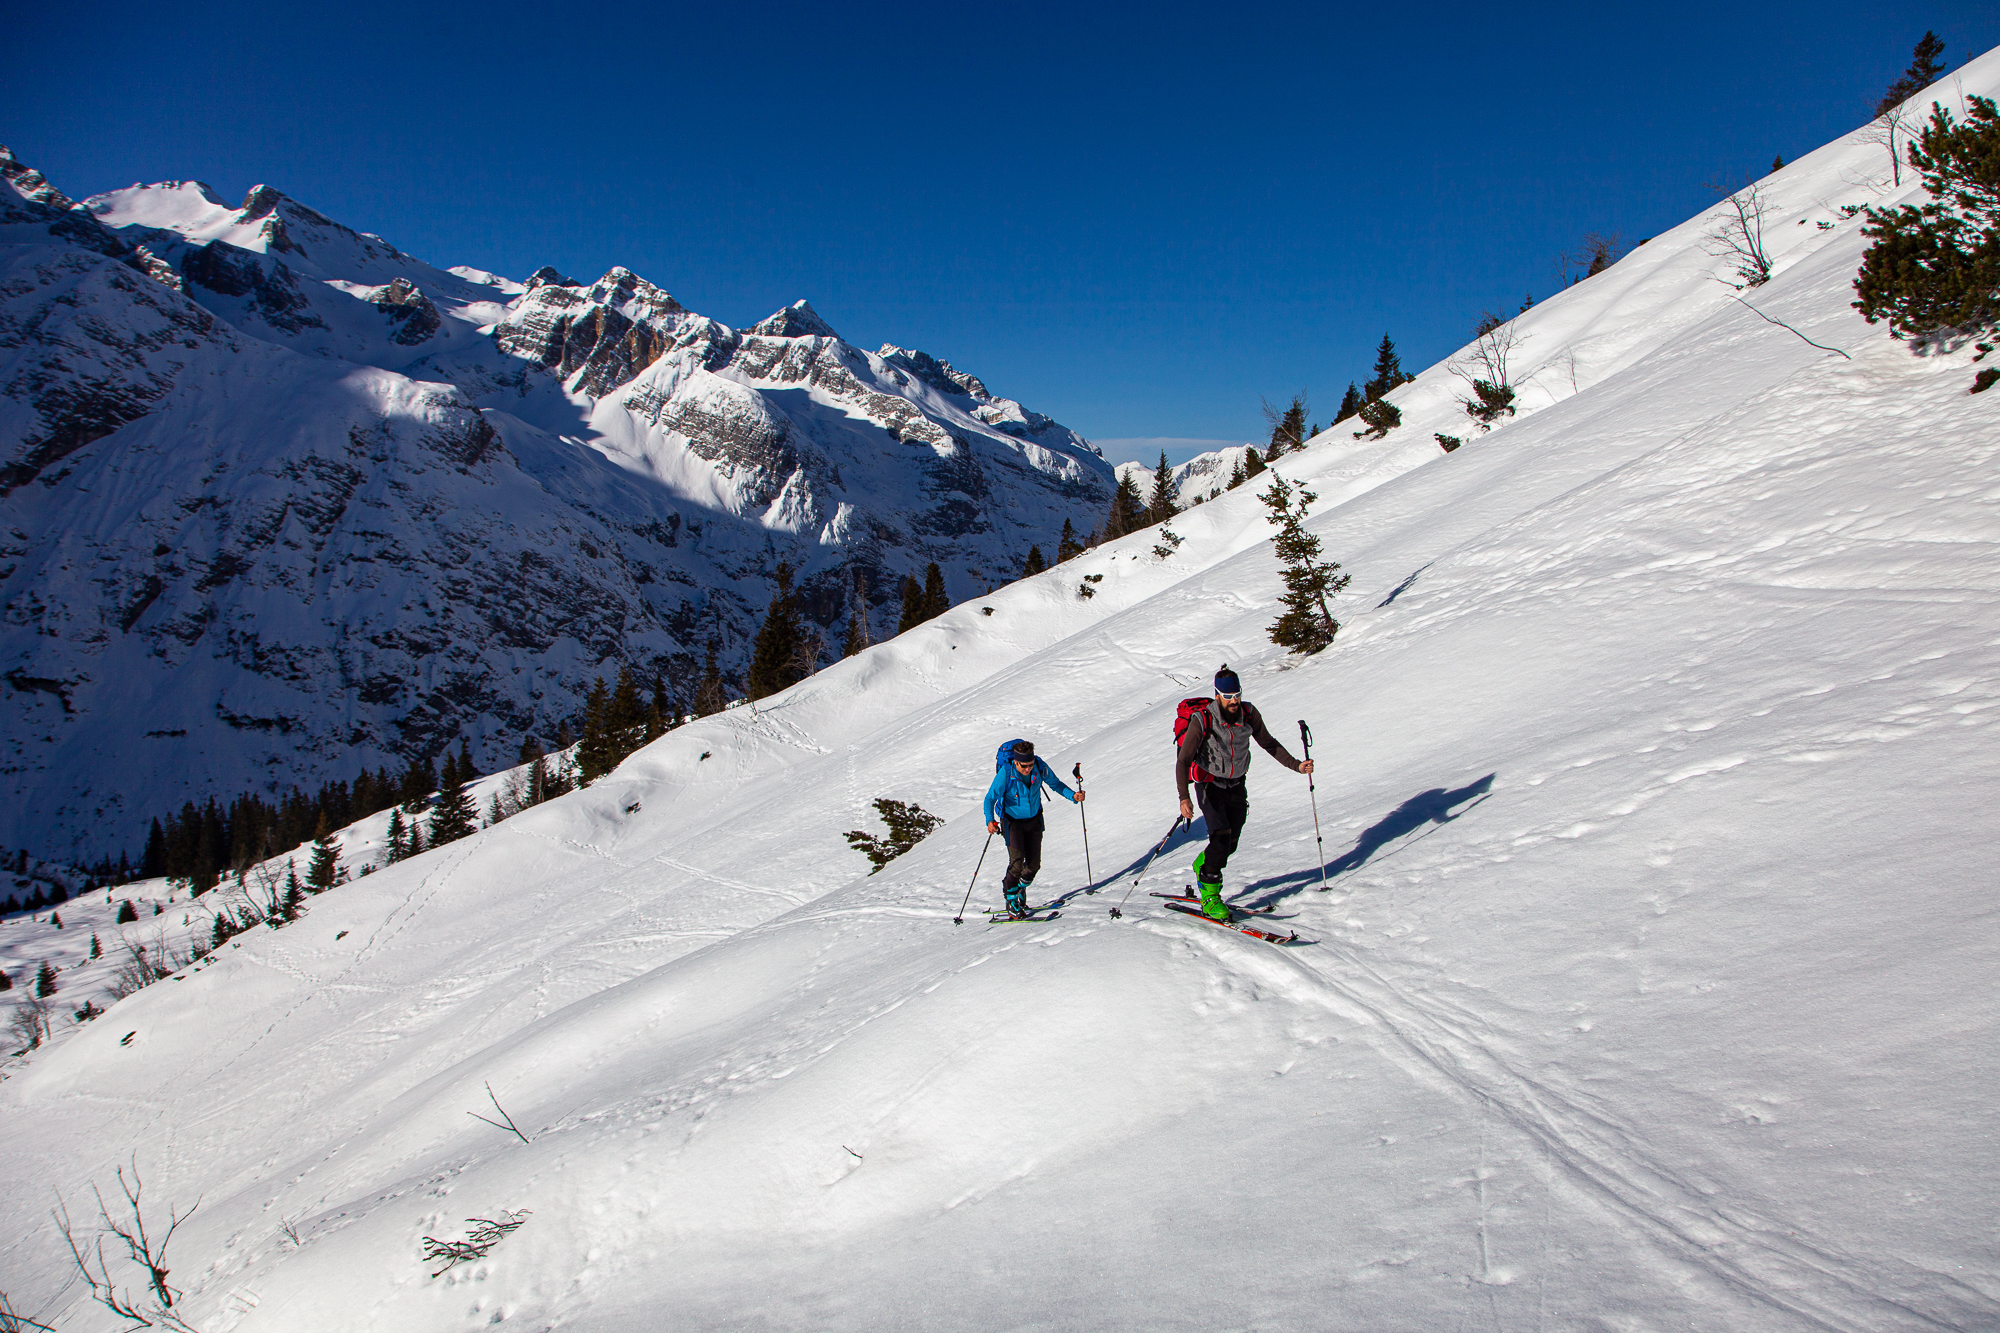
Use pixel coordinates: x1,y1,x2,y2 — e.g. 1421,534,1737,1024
11,2,1997,462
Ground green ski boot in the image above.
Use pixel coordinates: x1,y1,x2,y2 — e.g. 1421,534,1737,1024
1004,884,1029,919
1193,853,1229,920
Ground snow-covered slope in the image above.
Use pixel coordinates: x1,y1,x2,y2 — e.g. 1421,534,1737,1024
0,156,1114,860
2,52,1997,1332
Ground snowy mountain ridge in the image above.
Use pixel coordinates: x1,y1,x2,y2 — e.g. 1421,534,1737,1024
2,48,1998,1332
0,155,1115,859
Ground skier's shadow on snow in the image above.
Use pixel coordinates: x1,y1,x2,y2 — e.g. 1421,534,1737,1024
1240,774,1496,910
1054,818,1207,905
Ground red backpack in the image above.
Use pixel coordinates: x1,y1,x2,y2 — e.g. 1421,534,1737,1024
1174,697,1216,783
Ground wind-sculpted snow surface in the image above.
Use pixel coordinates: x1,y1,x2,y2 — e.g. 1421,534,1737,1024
0,156,1114,857
2,49,1998,1331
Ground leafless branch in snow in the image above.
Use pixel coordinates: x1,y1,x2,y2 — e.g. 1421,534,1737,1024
1701,179,1774,288
55,1159,203,1330
466,1081,531,1144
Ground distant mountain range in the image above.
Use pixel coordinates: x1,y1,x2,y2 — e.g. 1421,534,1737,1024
0,147,1114,859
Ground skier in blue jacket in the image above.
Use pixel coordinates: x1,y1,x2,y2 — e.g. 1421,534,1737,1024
984,740,1083,917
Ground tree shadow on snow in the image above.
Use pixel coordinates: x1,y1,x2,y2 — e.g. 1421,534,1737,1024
1240,773,1496,910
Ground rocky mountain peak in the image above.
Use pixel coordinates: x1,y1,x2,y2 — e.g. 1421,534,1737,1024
526,265,581,291
750,300,839,340
878,345,991,401
494,266,694,395
0,145,77,211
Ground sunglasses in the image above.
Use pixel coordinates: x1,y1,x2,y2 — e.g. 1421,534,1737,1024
1217,692,1241,702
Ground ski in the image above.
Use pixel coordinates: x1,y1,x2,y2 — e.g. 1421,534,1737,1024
987,910,1062,924
1160,900,1302,944
1149,889,1280,916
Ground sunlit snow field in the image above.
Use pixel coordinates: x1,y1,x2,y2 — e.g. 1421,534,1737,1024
3,49,1998,1333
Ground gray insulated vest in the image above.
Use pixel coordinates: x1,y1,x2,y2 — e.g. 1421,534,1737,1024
1198,702,1256,781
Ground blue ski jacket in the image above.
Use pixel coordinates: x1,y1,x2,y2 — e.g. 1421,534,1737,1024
984,757,1078,823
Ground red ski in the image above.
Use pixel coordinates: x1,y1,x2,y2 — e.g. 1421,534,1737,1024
1160,899,1303,945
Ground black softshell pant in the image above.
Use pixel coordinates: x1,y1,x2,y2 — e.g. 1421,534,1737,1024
1000,813,1045,892
1195,781,1249,878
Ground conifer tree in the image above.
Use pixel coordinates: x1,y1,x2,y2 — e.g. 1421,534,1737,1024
1334,383,1362,422
1853,95,2000,341
400,753,439,811
844,799,946,873
749,562,804,700
919,563,949,622
1353,397,1401,439
1771,154,1785,173
50,910,62,929
90,933,102,959
1147,451,1180,522
1227,457,1244,489
575,677,613,781
142,819,167,878
1262,393,1309,461
1875,31,1948,117
648,675,673,739
306,816,340,890
116,900,138,924
428,764,478,845
1259,472,1350,655
843,567,872,658
0,969,10,992
1364,334,1411,401
1022,545,1047,577
609,667,644,749
896,573,924,633
385,807,407,862
1056,518,1084,563
1102,471,1147,540
1241,446,1266,482
695,638,727,716
35,960,58,997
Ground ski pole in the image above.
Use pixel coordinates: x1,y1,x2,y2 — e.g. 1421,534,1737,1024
1073,762,1094,892
953,829,996,925
1111,815,1186,919
1300,720,1330,891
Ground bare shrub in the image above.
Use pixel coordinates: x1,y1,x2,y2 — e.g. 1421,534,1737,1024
422,1210,532,1277
55,1159,202,1331
8,994,52,1053
1702,180,1774,288
106,935,185,1002
1451,323,1526,429
0,1289,56,1332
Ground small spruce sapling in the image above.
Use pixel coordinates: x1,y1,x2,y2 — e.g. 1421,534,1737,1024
1852,96,2000,344
844,799,945,873
1259,473,1350,655
35,960,59,997
1352,397,1401,439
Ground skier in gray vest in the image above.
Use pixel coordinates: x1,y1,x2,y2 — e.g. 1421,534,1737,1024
1175,665,1312,919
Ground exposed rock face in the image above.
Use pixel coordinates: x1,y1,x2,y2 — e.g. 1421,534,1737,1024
2,150,1115,859
494,267,690,394
371,278,443,346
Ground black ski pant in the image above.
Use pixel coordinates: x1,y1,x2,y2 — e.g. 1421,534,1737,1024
1000,812,1044,892
1195,780,1249,878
